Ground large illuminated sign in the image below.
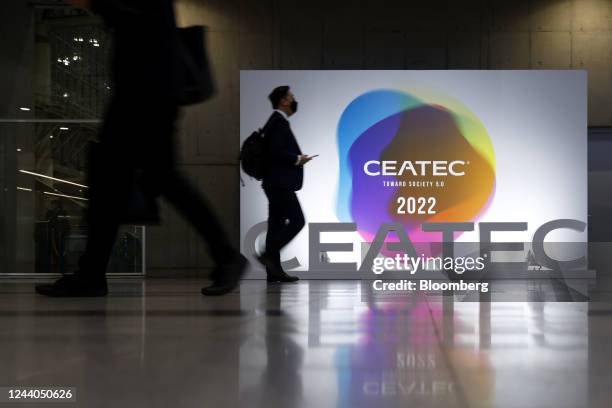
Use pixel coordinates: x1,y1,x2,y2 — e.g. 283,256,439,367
240,70,587,278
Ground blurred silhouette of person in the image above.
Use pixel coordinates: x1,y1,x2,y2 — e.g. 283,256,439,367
45,200,71,272
257,86,315,282
36,0,246,297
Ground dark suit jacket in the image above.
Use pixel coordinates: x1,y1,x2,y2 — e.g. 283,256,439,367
92,0,179,101
91,0,179,164
262,111,303,191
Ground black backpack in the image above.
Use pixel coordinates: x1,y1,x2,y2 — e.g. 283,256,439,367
240,129,267,181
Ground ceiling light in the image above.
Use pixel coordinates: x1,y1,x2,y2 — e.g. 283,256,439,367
43,191,88,201
19,169,88,189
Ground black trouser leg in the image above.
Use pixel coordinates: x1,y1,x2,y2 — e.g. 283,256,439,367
77,143,129,280
77,98,238,281
263,187,305,269
77,98,167,280
159,170,236,265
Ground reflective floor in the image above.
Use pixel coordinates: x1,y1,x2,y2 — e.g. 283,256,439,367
0,279,611,407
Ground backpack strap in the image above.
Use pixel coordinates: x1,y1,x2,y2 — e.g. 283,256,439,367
261,113,283,136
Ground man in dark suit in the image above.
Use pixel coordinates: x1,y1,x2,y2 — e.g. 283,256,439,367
258,86,316,282
35,0,246,297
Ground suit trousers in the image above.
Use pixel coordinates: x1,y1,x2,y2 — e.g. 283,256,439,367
78,96,235,279
263,186,305,270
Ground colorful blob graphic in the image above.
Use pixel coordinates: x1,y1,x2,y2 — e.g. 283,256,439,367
336,89,496,246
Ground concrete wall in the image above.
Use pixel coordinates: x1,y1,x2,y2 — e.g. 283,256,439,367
143,0,612,275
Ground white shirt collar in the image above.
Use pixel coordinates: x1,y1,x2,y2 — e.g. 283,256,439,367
274,109,289,121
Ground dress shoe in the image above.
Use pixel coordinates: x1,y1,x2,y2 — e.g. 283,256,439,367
266,271,299,283
257,253,278,271
258,253,299,283
35,275,108,297
201,254,248,296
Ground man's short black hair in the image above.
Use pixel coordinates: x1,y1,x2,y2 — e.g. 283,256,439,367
269,86,290,109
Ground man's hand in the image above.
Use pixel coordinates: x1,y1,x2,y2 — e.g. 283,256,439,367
69,0,92,9
297,155,316,166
